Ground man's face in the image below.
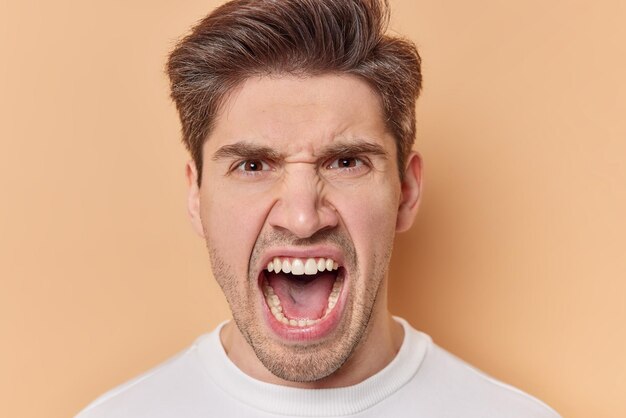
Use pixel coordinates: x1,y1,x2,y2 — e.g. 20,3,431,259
188,74,420,382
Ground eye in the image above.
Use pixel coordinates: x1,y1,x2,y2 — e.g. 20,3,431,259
327,157,365,170
235,159,272,173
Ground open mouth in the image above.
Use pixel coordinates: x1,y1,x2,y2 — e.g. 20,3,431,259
260,257,345,330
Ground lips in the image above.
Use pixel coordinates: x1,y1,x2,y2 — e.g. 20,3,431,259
256,251,348,341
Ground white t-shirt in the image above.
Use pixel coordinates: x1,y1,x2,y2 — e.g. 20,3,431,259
76,318,560,417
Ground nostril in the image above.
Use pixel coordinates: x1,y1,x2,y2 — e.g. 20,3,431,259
267,190,338,238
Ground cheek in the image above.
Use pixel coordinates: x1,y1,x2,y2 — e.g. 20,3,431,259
332,182,400,259
199,182,271,271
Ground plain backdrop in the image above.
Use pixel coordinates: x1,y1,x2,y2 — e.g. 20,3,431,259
1,1,625,417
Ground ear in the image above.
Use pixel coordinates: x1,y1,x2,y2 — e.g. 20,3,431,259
185,160,205,238
396,152,423,232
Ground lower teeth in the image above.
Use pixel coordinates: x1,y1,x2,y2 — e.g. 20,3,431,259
263,278,343,327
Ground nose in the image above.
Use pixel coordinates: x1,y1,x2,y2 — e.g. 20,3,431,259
267,164,339,239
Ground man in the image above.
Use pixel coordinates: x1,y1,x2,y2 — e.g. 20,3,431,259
78,0,560,416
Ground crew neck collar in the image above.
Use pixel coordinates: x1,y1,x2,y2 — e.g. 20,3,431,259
195,317,430,417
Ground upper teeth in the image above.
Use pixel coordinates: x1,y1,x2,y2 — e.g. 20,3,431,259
267,257,339,275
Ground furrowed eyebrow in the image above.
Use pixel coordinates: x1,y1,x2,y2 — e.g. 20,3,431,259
317,140,389,161
212,141,283,162
212,139,388,164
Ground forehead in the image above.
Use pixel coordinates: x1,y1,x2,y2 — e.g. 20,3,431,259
206,74,394,156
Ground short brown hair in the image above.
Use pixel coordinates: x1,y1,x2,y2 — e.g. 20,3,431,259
166,0,422,185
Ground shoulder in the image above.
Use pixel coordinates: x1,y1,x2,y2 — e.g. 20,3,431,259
75,334,215,418
402,323,560,418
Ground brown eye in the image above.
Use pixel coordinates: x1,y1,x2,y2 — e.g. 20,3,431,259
328,157,364,170
234,159,271,173
243,160,264,171
338,158,357,168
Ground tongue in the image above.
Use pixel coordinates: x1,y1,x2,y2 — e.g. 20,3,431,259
267,271,336,320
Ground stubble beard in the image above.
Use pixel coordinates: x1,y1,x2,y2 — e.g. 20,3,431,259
207,229,392,383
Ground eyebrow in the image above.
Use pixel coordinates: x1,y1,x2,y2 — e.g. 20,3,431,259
212,139,388,162
316,140,389,161
212,142,283,162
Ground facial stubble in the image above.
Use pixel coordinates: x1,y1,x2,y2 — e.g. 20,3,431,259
207,229,392,383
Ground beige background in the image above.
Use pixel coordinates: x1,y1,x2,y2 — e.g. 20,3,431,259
1,0,624,417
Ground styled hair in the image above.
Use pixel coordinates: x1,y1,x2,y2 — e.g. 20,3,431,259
166,0,422,185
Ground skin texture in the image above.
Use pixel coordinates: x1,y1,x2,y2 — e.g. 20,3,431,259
186,74,422,388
